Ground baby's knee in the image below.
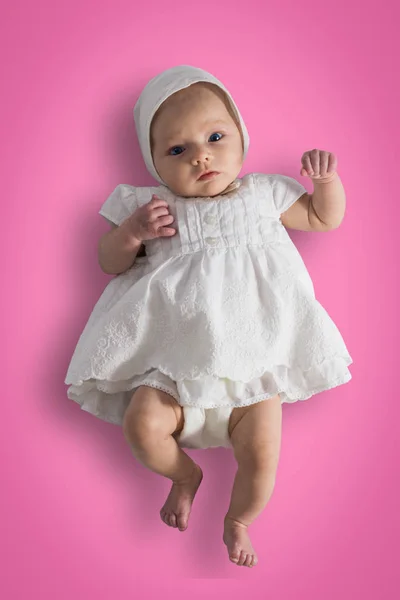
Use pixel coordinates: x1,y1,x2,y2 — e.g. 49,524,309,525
122,386,182,447
238,446,280,476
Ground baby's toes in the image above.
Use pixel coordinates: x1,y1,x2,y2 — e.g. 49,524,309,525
177,513,188,531
244,554,254,568
168,513,177,527
229,544,241,563
238,551,248,566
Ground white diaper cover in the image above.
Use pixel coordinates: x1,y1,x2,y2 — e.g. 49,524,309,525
175,405,233,449
129,370,234,450
68,366,235,449
137,370,234,449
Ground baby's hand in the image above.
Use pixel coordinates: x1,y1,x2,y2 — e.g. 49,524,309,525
125,195,176,242
300,149,338,181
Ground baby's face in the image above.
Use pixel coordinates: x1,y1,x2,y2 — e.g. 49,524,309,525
151,83,244,198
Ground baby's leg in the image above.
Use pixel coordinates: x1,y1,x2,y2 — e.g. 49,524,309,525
224,395,282,567
122,386,203,531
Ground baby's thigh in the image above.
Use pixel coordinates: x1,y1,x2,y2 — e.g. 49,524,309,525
228,395,282,460
122,386,184,442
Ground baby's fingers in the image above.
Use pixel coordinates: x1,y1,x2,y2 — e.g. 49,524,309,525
158,227,176,237
155,214,174,228
154,214,176,237
301,153,314,176
148,194,169,210
327,153,338,173
148,206,171,221
310,149,320,176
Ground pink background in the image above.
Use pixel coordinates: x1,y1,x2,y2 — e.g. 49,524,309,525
2,0,399,596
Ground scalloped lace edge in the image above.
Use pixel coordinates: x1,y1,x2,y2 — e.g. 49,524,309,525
68,371,352,413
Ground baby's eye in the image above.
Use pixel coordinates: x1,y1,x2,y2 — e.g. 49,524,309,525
209,132,223,142
169,146,185,156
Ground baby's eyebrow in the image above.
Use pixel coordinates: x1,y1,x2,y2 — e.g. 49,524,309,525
202,119,230,127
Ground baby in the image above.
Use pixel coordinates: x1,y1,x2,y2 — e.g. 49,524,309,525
65,65,352,568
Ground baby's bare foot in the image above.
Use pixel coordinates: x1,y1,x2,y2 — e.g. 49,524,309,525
160,464,203,531
223,517,258,567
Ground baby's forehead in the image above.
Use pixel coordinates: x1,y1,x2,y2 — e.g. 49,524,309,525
161,83,226,113
153,86,231,127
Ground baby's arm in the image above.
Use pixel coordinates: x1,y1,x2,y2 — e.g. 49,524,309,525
281,173,346,231
281,150,346,231
98,195,175,275
98,221,142,275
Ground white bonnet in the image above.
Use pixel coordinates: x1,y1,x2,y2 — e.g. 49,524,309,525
133,65,250,185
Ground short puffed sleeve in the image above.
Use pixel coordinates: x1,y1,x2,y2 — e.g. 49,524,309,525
99,184,138,226
253,173,307,216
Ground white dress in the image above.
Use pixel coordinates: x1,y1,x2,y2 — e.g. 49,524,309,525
65,173,352,447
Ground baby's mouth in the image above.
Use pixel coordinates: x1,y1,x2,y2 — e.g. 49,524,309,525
197,171,220,181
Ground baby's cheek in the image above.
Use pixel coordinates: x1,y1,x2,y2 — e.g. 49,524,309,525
231,151,244,172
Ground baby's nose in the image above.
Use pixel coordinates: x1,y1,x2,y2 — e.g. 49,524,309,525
190,146,210,166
